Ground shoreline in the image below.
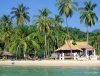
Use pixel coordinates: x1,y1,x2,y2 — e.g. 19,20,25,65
0,60,100,67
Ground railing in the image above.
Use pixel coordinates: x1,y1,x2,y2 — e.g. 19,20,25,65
64,56,74,59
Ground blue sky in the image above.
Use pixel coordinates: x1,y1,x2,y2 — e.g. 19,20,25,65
0,0,100,32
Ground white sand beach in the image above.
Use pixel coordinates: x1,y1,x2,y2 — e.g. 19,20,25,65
0,60,100,67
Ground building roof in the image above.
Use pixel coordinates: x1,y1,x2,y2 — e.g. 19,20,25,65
55,40,82,52
50,53,58,59
76,42,94,50
2,51,12,56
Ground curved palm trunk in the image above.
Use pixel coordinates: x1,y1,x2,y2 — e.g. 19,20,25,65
57,31,58,48
44,33,47,59
66,17,72,56
86,27,89,57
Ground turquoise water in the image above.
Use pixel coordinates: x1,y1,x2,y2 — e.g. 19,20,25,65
0,66,100,76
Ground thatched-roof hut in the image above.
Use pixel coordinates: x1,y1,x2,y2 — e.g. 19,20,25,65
76,42,95,59
54,40,96,60
76,42,94,50
55,40,82,52
50,53,58,59
1,51,12,59
54,40,82,60
2,51,12,56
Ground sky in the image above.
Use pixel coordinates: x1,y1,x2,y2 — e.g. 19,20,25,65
0,0,100,32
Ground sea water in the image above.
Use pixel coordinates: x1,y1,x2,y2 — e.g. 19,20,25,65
0,66,100,76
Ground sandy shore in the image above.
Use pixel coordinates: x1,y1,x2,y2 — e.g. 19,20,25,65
0,60,100,67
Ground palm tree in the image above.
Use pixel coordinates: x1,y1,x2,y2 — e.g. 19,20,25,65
91,34,99,49
0,15,12,52
46,30,54,57
9,25,39,59
56,0,78,55
33,8,51,59
11,4,30,25
52,15,63,48
79,1,98,56
90,33,100,54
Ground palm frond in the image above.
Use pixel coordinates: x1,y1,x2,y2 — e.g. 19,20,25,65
31,40,40,50
11,4,30,25
91,4,97,10
71,1,78,6
56,0,78,18
69,9,74,17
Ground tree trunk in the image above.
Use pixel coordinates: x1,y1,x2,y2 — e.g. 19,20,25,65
66,17,72,55
47,42,49,58
54,45,55,53
45,34,47,58
4,41,6,51
44,33,47,59
44,51,45,59
57,31,58,48
19,47,21,59
24,52,26,59
16,47,18,58
87,27,89,55
34,48,36,57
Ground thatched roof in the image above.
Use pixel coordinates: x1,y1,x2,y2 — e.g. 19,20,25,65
76,42,94,50
50,53,58,59
2,51,12,56
55,40,82,52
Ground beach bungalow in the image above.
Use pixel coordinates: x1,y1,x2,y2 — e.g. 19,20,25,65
1,51,12,59
55,40,82,60
76,42,97,60
55,40,97,60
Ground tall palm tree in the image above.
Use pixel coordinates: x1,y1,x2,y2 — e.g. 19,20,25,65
56,0,78,54
33,8,51,59
79,1,98,56
52,15,63,48
11,4,30,25
46,30,54,57
0,15,12,52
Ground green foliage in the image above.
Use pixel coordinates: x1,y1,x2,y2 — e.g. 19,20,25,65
78,0,98,56
96,50,100,55
79,1,98,27
11,4,30,25
0,2,99,59
37,49,44,58
56,0,78,17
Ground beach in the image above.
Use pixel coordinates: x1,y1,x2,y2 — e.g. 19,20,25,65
0,60,100,67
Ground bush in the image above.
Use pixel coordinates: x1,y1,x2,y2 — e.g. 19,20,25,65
96,50,100,55
0,58,10,61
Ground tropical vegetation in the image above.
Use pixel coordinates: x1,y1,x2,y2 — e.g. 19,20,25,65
0,1,100,59
79,1,98,53
56,0,78,55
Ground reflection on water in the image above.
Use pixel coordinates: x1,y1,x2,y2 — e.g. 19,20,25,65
0,66,100,76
